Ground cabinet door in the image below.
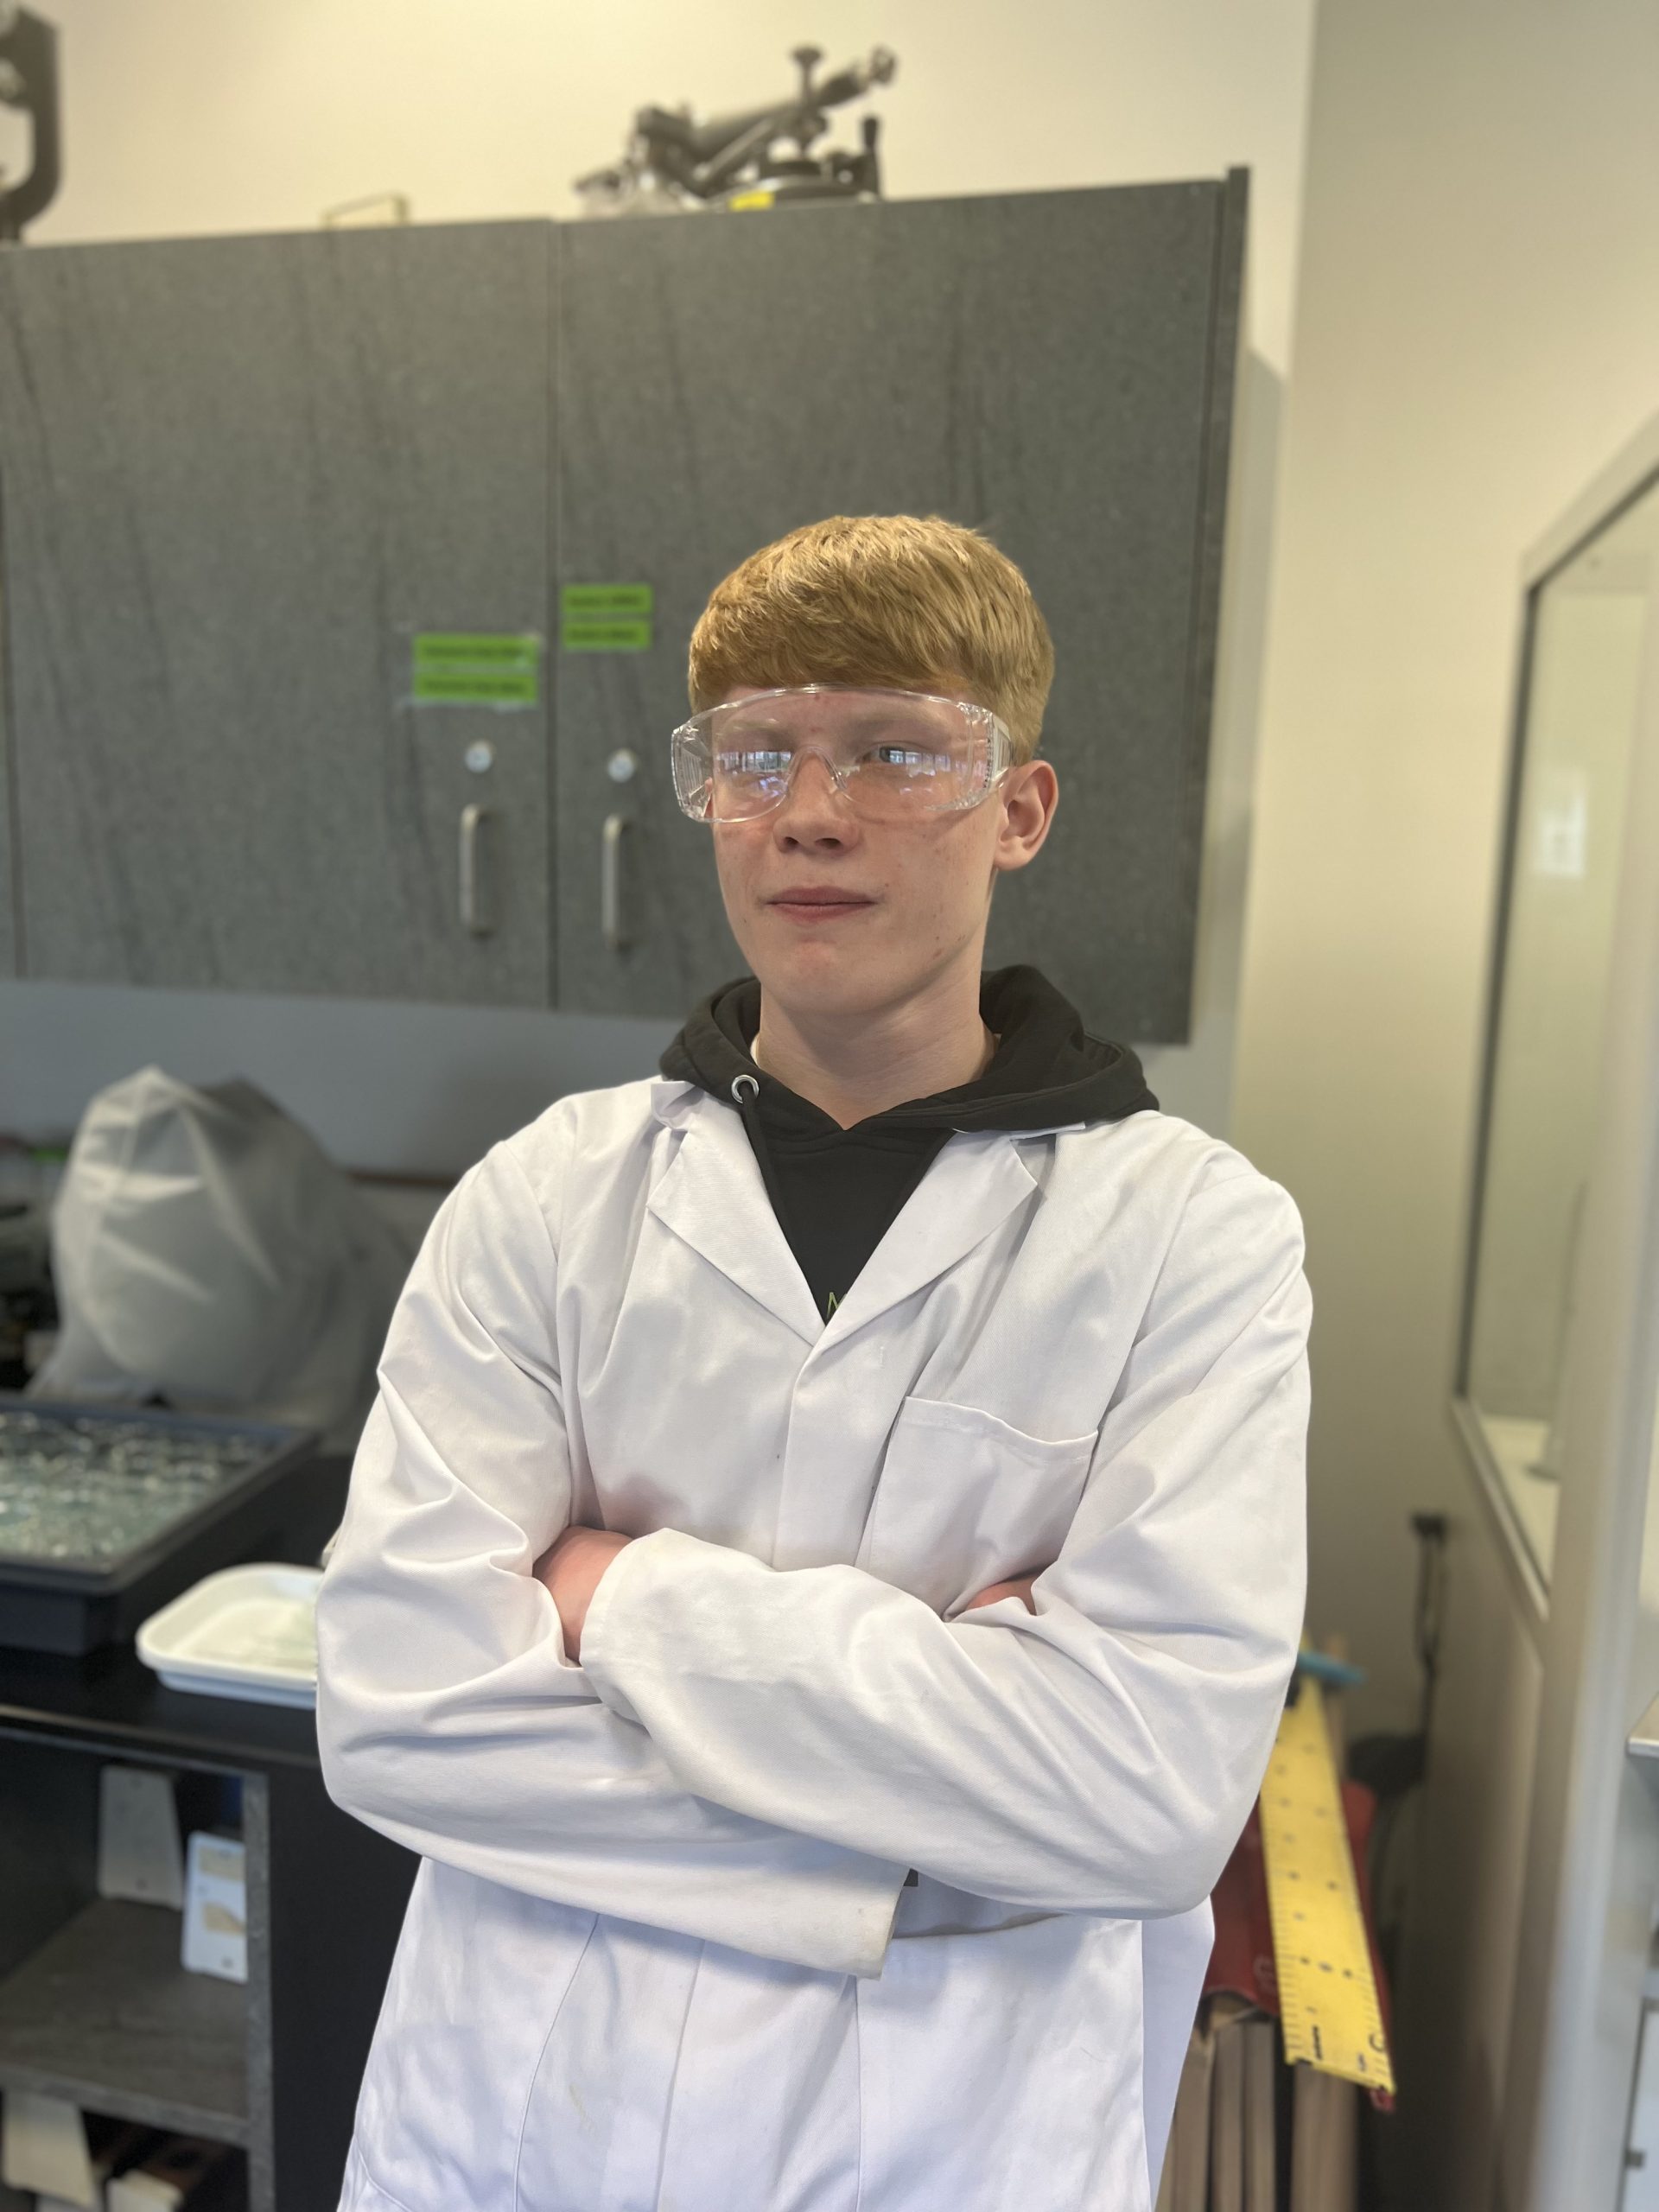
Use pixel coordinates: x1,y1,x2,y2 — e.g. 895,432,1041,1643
555,181,1240,1038
0,222,550,1003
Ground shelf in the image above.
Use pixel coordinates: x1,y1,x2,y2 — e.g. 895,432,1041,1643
0,1896,246,2143
1478,1412,1560,1589
0,1454,347,1775
1451,1395,1549,1641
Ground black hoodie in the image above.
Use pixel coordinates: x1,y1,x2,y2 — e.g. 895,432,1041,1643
658,963,1158,1324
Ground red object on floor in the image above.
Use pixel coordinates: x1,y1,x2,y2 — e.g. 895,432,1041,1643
1206,1802,1278,2012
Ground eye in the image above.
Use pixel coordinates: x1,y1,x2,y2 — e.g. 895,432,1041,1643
861,743,947,772
719,746,791,777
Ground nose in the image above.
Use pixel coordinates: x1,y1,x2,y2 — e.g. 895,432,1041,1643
771,745,855,835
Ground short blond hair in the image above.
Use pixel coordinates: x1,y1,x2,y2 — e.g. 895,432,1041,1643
688,514,1054,762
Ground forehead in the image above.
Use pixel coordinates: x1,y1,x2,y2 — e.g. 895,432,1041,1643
715,683,976,715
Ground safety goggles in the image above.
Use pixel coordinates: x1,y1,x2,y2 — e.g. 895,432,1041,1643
671,685,1013,824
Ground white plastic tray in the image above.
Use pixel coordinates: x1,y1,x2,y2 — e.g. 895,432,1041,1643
136,1563,322,1707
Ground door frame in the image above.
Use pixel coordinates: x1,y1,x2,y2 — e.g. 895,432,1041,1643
1464,405,1659,2211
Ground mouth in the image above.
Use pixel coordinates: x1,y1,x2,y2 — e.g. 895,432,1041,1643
766,891,876,923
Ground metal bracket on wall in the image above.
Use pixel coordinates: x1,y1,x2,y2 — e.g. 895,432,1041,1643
0,7,61,243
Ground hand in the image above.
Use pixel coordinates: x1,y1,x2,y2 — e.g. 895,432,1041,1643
962,1574,1037,1614
534,1525,632,1662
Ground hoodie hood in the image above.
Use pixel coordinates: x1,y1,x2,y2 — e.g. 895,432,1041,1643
658,963,1158,1133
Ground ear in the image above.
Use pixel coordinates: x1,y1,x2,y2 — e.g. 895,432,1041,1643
991,760,1058,877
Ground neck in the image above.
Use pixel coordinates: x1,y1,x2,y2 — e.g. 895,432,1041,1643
751,960,998,1129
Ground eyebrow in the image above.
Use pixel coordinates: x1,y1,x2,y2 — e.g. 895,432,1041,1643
720,708,916,740
717,718,791,742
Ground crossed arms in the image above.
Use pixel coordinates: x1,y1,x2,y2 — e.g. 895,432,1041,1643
314,1135,1310,1980
535,1524,1032,1662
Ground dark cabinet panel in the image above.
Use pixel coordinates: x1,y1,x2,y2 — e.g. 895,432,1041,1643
555,181,1240,1039
0,222,550,1003
0,185,1240,1028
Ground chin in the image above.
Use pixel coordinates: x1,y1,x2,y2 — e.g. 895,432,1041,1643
743,932,868,993
772,950,944,1027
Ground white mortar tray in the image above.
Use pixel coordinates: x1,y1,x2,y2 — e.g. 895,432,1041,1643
137,1562,321,1707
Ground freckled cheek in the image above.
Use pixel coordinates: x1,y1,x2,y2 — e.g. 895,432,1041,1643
713,830,765,899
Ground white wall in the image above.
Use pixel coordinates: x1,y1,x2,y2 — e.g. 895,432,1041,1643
1228,0,1659,2196
23,0,1313,370
1234,0,1659,1731
0,0,1317,1166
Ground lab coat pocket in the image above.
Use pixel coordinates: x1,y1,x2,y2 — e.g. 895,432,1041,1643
857,1395,1097,1616
855,1915,1150,2212
350,1864,597,2212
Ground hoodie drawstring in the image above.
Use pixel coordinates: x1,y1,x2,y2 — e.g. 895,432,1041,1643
730,1071,809,1260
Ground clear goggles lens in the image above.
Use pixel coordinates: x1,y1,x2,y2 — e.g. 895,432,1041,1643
671,687,1012,824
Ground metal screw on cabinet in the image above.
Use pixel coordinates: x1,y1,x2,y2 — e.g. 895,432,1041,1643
607,749,639,784
464,741,494,774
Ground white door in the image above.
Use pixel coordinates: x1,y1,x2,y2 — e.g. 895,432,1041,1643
1458,424,1659,2212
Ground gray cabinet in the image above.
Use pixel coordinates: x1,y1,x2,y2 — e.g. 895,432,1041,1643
555,179,1243,1039
0,222,550,1002
0,183,1241,1033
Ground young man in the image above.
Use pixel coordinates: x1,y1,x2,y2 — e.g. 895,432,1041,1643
316,514,1311,2212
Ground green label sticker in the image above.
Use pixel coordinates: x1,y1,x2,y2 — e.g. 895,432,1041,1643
563,619,653,652
412,632,541,706
562,583,653,652
562,583,653,618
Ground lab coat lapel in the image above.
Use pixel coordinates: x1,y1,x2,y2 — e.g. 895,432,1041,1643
760,1131,1046,1568
646,1090,825,1345
813,1131,1041,1351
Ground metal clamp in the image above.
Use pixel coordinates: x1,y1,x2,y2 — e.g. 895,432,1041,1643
459,804,494,936
601,812,633,952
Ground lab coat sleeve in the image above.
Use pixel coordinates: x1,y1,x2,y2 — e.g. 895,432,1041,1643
577,1160,1311,1918
313,1135,909,1979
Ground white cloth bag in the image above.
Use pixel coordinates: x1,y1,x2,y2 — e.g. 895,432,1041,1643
31,1067,412,1450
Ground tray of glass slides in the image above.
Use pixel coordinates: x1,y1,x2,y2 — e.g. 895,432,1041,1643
0,1396,318,1656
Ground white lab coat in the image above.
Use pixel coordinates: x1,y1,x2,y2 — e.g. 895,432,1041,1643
315,1074,1311,2212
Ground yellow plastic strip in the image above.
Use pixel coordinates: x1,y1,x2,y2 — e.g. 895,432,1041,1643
1258,1677,1395,2094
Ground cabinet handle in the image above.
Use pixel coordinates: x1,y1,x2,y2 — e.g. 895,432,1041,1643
601,812,633,952
459,804,494,936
